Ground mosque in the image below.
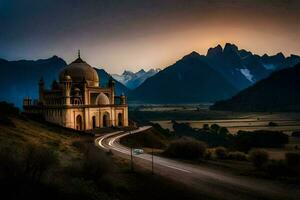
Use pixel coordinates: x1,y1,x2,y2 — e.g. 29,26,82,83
23,51,128,130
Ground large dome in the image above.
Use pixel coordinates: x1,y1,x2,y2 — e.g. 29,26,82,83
59,55,99,87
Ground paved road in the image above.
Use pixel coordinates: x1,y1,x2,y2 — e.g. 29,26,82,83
95,126,300,200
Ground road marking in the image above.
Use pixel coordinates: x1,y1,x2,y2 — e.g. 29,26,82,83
97,131,123,150
96,126,192,173
163,164,192,173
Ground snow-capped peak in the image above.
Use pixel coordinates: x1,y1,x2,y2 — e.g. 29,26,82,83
112,68,160,89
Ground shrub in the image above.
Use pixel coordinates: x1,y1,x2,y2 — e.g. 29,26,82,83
227,151,247,161
23,144,59,182
249,149,269,169
268,122,278,126
291,131,300,137
210,124,220,133
0,144,58,183
234,130,289,151
265,160,289,177
0,101,19,117
72,140,87,151
164,137,207,160
219,127,229,135
202,124,209,130
285,152,300,167
204,149,212,160
215,147,227,159
81,146,114,181
0,145,23,179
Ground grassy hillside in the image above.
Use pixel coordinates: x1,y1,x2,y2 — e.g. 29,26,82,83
0,116,84,166
0,103,213,200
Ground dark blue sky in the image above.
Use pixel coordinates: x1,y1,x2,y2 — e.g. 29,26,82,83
1,0,299,73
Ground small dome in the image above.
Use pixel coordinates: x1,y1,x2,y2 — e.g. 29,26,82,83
59,54,99,87
74,87,80,92
64,75,72,80
96,92,110,105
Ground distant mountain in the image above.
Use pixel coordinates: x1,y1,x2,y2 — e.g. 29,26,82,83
0,56,66,108
129,52,238,103
94,68,129,95
204,43,300,90
0,57,128,108
112,68,160,89
211,63,300,112
129,43,300,104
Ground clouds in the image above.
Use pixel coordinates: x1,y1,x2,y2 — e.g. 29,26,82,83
0,0,299,73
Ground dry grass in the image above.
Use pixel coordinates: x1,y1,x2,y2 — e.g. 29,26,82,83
0,117,86,166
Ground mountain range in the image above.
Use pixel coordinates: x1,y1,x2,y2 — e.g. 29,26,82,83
0,56,128,107
112,68,160,89
211,63,300,112
129,52,237,103
1,43,299,107
129,43,300,103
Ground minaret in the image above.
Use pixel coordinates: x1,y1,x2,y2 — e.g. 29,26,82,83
108,76,115,104
120,93,126,105
63,75,72,105
38,77,45,104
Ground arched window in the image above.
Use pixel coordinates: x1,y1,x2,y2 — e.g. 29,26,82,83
92,116,96,129
118,113,123,126
102,112,110,127
76,115,83,130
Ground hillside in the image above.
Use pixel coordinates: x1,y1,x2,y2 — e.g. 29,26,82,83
0,103,209,200
129,52,238,103
211,63,300,112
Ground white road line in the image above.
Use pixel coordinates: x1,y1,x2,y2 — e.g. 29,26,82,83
163,164,192,173
97,131,123,150
96,126,192,173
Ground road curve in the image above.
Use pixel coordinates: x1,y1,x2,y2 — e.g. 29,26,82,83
95,126,300,200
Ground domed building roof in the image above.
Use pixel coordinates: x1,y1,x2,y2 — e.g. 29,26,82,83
59,51,99,87
96,92,110,105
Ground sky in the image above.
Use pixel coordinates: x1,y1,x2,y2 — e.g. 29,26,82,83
0,0,300,74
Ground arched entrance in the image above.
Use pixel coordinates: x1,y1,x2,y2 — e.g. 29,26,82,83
92,116,96,129
76,115,83,130
102,112,110,127
118,113,123,126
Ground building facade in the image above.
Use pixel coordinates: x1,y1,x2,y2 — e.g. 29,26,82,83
23,52,128,130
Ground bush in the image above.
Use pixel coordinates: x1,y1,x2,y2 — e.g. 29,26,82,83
81,146,114,181
268,122,278,126
291,131,300,137
0,144,58,183
249,149,269,169
23,144,59,182
265,160,289,176
234,130,289,151
285,153,300,167
164,137,207,160
0,145,23,180
215,147,227,159
210,124,220,133
202,124,209,130
227,151,247,161
204,149,212,160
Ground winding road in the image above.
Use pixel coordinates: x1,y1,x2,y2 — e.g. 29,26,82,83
95,126,300,200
